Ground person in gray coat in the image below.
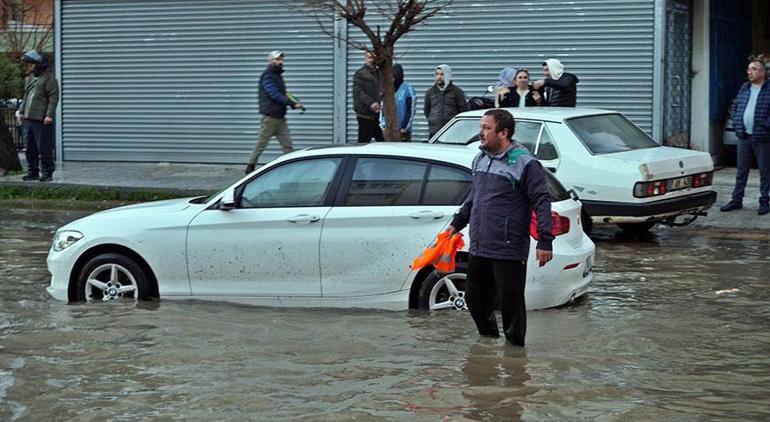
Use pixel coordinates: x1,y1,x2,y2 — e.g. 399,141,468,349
424,64,468,138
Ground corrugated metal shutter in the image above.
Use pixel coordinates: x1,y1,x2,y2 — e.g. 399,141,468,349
60,0,333,163
346,0,655,142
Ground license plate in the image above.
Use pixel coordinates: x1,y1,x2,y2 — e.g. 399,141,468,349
667,176,692,190
583,255,593,278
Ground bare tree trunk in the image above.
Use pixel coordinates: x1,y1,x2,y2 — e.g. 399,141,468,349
379,53,400,142
0,116,22,174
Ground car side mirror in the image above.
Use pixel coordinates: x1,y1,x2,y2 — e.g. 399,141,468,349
220,188,236,210
546,166,557,173
568,189,580,201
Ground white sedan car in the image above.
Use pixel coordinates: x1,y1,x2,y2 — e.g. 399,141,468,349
430,108,717,233
47,143,594,311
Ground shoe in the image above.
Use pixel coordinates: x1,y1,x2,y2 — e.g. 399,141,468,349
244,163,255,174
720,201,742,212
38,174,53,182
759,203,769,215
22,173,39,181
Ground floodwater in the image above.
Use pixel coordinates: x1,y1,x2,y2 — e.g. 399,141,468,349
1,204,769,421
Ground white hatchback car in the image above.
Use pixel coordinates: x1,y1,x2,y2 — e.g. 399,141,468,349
430,108,717,233
47,143,595,311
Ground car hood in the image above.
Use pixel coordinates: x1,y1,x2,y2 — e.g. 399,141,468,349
596,146,713,180
97,197,198,215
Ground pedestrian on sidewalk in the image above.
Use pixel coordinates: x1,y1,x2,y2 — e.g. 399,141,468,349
720,56,770,216
444,109,553,347
532,58,579,107
425,64,468,139
353,51,384,143
498,68,543,108
379,64,416,141
17,50,59,182
245,50,303,174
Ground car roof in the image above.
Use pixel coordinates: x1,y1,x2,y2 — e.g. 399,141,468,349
453,107,619,123
290,142,477,167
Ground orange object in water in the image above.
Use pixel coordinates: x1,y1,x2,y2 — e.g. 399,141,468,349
411,231,465,273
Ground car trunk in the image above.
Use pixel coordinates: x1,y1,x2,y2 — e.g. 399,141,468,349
597,146,713,181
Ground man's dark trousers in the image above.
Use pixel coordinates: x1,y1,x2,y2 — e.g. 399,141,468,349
732,135,770,205
23,119,55,177
466,255,527,346
357,116,384,143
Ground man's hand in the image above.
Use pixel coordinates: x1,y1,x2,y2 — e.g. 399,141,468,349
371,102,381,113
536,249,552,267
533,80,545,90
43,116,53,125
15,110,21,125
445,225,458,236
293,102,303,110
532,91,542,104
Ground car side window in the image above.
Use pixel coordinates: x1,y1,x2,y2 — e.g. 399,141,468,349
344,158,427,206
422,164,472,205
434,119,478,145
536,127,559,161
514,121,543,154
240,158,342,208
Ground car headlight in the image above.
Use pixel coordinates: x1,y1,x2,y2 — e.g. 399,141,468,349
53,230,83,252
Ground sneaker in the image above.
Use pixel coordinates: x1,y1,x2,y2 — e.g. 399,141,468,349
22,173,39,181
244,163,255,174
759,203,769,215
38,174,53,182
719,201,742,212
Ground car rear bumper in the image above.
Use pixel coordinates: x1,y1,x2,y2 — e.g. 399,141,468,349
582,190,717,223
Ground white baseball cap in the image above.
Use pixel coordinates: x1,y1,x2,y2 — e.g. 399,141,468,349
268,50,285,61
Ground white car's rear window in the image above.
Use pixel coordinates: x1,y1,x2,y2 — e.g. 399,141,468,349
567,114,658,154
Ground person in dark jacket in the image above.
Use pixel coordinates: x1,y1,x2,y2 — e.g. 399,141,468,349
445,109,554,347
17,50,59,182
498,68,543,108
353,51,384,143
533,58,579,107
720,57,770,215
424,64,468,138
245,50,303,174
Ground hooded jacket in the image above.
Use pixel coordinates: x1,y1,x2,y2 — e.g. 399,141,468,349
380,64,417,132
259,64,296,118
541,58,579,107
424,64,468,136
450,143,553,261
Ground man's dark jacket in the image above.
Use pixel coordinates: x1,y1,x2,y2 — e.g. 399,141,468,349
353,64,381,120
451,144,553,261
259,64,295,118
541,72,579,107
424,83,468,136
732,79,770,141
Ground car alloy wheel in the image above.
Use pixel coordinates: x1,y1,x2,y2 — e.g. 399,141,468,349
77,253,150,302
419,270,468,311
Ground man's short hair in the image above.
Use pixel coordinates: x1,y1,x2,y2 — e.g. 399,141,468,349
484,109,515,139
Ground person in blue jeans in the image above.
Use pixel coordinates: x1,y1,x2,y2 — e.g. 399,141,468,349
721,57,770,216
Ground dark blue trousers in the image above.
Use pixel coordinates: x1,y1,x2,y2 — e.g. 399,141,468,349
732,136,770,204
23,119,55,177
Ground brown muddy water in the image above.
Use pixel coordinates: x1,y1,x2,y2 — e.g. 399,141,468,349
1,205,769,421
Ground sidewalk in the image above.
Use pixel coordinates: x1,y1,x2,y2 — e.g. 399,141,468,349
1,157,768,231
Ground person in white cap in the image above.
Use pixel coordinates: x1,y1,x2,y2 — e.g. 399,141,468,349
532,58,579,107
245,50,303,173
424,64,468,138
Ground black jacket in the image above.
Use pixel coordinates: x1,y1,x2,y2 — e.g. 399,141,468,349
424,83,468,136
259,64,295,118
540,72,579,107
499,88,540,107
353,64,381,120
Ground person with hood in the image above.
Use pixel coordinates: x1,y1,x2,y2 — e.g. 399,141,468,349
533,58,579,107
17,50,59,182
379,64,416,141
245,50,303,174
498,68,543,108
424,64,469,138
353,51,384,143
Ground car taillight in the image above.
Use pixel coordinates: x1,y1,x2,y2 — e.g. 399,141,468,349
530,211,571,239
692,171,713,188
633,180,667,198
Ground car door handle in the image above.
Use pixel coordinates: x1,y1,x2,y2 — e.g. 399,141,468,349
409,211,445,219
287,214,320,223
546,167,557,173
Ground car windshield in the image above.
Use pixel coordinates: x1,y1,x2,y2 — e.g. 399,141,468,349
432,119,478,145
566,114,658,154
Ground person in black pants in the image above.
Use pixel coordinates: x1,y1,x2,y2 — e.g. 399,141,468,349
353,51,384,143
445,109,553,347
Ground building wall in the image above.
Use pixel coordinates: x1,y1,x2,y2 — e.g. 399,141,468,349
57,0,658,164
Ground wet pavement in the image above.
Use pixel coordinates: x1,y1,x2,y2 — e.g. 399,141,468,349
1,205,769,420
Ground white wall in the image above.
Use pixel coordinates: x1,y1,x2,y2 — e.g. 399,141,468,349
690,0,712,155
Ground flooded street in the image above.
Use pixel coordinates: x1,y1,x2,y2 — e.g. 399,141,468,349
1,204,769,421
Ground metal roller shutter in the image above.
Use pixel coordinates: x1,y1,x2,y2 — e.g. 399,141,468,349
345,0,655,143
60,0,333,163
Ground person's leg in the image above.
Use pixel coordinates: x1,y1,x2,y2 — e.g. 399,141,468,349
274,117,294,154
357,116,373,143
39,123,55,179
22,121,39,179
495,259,527,346
731,138,753,203
372,119,385,142
754,140,770,206
248,115,277,166
465,255,500,337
